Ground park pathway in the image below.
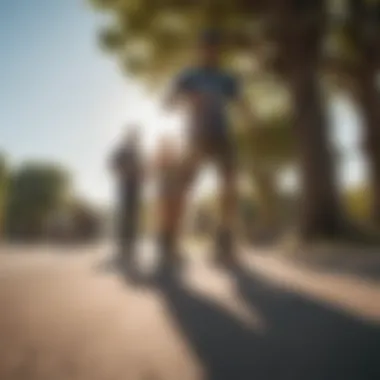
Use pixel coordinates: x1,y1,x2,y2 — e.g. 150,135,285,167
0,243,379,380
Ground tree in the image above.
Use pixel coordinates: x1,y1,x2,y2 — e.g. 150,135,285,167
261,0,348,240
344,185,371,222
347,0,380,225
88,0,345,240
5,162,70,240
69,199,104,242
236,112,295,233
0,153,9,240
327,0,380,225
89,0,268,87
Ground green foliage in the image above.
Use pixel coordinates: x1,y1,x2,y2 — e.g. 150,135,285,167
325,0,380,95
235,113,295,170
88,0,380,239
344,185,371,221
0,153,9,238
5,162,70,240
88,0,269,87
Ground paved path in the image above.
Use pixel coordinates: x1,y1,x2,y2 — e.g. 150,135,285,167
0,243,379,380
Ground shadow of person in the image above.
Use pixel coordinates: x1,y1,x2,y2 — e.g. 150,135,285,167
95,254,147,288
226,262,380,380
151,266,280,380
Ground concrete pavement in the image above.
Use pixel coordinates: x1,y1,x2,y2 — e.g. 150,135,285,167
0,244,378,380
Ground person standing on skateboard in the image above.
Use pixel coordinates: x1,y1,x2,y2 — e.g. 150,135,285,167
164,30,254,265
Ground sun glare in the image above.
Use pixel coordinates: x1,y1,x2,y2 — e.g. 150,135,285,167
103,83,219,203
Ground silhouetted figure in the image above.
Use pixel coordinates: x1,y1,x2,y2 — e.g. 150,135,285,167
110,127,142,267
165,29,255,264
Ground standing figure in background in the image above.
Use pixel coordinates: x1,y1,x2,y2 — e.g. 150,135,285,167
109,126,142,267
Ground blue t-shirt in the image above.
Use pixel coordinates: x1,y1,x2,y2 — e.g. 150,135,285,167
173,67,240,137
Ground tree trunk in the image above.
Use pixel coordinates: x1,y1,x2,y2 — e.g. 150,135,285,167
346,0,380,225
357,67,380,224
288,67,344,239
270,0,345,240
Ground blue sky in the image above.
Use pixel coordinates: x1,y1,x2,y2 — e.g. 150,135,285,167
0,0,150,203
0,0,368,204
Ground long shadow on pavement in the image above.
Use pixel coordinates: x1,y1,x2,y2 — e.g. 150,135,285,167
147,263,380,380
305,259,380,282
226,263,380,380
151,269,274,380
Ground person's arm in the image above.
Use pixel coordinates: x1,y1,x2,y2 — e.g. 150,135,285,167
229,75,257,128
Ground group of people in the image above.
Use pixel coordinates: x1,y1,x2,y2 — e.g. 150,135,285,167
110,30,254,272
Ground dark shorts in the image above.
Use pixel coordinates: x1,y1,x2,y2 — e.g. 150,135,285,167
191,131,235,173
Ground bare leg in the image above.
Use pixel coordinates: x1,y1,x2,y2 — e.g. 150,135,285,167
221,169,237,231
158,146,203,263
215,152,238,262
